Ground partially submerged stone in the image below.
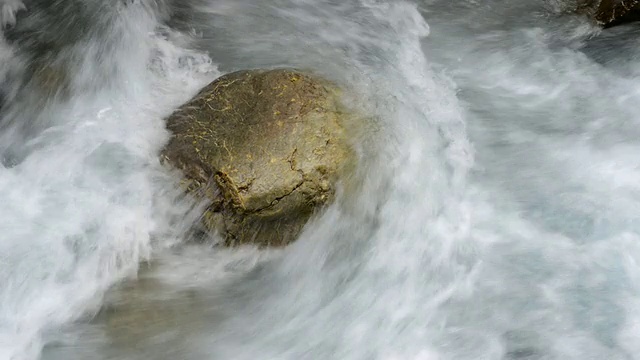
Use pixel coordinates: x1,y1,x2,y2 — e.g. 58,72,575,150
95,274,206,347
577,0,640,27
162,69,355,246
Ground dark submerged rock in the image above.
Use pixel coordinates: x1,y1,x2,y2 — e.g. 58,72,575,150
577,0,640,27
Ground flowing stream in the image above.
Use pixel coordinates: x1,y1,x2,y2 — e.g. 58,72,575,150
2,0,640,359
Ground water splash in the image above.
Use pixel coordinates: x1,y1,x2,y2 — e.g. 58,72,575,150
0,2,217,358
3,0,640,359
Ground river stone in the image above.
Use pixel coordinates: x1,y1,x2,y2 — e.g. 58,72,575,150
576,0,640,27
95,275,207,347
162,69,354,247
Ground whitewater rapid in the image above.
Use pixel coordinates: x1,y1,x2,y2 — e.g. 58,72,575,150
1,0,640,359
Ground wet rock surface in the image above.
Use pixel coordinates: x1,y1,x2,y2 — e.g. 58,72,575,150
577,0,640,27
162,69,355,247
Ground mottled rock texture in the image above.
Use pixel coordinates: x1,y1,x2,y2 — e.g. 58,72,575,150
162,69,355,247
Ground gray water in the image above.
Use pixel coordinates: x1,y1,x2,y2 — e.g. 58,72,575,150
1,0,640,359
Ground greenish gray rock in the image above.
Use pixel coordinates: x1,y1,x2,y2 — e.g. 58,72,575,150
162,69,355,247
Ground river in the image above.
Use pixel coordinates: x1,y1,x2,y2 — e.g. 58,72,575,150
1,0,639,359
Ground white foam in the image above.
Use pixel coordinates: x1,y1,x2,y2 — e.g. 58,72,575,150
4,0,640,359
0,4,217,358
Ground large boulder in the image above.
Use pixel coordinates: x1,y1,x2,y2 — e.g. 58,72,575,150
162,69,355,247
577,0,640,27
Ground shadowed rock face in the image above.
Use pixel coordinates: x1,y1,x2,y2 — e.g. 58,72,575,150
577,0,640,27
162,69,355,247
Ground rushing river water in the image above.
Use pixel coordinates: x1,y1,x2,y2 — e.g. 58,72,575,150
1,0,640,359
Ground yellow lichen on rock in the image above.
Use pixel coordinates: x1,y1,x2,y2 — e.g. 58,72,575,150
162,69,355,246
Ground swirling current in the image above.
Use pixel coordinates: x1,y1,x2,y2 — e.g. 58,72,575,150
1,0,640,359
